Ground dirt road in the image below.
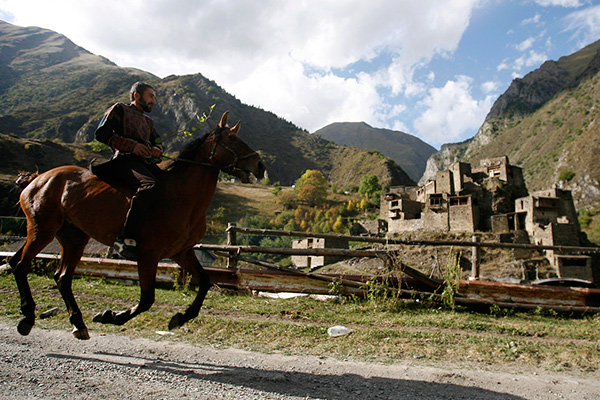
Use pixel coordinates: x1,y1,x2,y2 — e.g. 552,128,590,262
0,322,598,399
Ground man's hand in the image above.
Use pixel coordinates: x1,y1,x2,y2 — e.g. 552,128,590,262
132,143,151,157
151,146,163,158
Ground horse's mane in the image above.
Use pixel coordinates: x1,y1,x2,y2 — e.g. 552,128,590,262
164,132,211,173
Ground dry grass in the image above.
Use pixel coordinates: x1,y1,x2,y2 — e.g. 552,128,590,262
211,182,283,221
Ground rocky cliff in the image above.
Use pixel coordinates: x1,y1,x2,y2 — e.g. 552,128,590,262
421,40,600,211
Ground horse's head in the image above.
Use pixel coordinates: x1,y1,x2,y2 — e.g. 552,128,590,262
202,111,266,183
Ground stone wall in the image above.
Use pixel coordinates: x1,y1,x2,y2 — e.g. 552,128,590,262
388,218,425,233
436,170,453,194
449,201,477,232
291,238,348,269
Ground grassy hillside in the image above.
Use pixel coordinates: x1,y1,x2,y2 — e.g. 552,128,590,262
209,182,284,224
466,73,600,195
0,21,154,140
0,134,112,181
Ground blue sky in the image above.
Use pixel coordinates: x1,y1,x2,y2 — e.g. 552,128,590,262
1,0,599,148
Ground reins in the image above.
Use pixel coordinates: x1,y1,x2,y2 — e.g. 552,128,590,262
161,134,258,175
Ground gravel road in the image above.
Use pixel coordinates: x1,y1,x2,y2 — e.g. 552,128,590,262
0,322,598,399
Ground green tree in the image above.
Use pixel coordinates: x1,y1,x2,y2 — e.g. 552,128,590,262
358,174,381,200
294,170,328,206
89,139,109,153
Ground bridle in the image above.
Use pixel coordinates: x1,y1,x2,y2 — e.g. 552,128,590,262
163,131,259,175
207,133,259,175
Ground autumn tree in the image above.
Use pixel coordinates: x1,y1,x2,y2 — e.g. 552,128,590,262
294,170,328,206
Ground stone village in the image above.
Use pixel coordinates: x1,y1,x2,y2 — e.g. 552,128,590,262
293,156,598,284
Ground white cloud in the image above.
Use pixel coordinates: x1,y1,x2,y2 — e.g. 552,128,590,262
23,0,477,83
497,59,510,71
515,50,549,70
522,13,542,26
232,56,386,132
564,4,600,48
391,120,410,134
481,81,500,94
516,37,536,52
414,76,495,146
381,1,480,95
535,0,583,7
497,50,548,75
390,104,408,118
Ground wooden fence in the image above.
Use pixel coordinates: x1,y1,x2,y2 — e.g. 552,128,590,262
200,223,600,280
3,222,600,313
196,225,600,313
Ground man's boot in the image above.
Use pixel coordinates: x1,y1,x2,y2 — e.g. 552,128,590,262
113,198,144,261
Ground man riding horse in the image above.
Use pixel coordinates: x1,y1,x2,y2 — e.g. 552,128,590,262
94,82,164,261
9,99,265,339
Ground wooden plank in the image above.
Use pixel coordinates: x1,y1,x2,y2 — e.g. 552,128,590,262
457,279,600,308
196,243,385,257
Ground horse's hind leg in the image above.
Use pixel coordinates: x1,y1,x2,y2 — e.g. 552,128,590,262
55,224,90,340
167,248,212,330
11,229,58,336
7,246,24,270
10,245,35,335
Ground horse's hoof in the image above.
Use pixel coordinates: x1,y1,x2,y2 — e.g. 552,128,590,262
168,313,184,330
72,327,90,340
92,311,103,323
93,310,115,324
17,318,34,336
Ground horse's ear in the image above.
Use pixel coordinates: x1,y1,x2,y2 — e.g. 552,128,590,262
218,111,229,129
231,121,241,135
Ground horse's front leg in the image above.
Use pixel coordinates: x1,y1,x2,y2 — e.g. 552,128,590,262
167,248,212,330
55,227,91,340
93,260,157,326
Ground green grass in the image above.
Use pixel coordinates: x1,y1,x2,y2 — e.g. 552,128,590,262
1,271,599,374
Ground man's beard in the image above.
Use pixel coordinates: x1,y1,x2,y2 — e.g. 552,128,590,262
140,99,153,112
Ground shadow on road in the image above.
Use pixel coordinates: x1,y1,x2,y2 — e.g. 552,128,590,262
49,351,526,400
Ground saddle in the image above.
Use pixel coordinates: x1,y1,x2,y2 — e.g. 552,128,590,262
89,158,134,196
89,156,163,197
90,158,117,180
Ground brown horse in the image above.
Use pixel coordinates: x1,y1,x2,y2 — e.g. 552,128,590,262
8,111,265,340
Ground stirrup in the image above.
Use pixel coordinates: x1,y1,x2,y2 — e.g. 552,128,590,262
113,237,138,261
123,238,137,247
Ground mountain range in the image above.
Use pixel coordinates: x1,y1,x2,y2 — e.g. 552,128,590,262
313,122,436,182
0,20,413,191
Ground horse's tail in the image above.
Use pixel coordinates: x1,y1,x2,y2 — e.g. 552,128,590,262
14,170,39,191
11,170,38,216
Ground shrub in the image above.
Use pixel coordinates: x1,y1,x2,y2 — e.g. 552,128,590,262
558,169,575,182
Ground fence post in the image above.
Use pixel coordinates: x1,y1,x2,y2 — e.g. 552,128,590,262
471,234,480,280
227,222,238,269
